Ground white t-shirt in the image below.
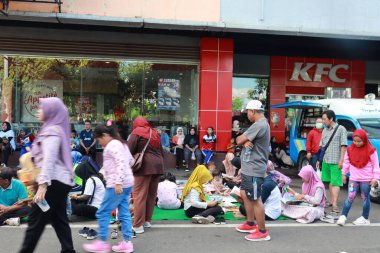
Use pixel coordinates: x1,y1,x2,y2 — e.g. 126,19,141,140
264,187,282,220
83,177,105,209
157,180,181,209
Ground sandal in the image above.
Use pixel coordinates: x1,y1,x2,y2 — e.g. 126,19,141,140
332,206,340,213
324,202,333,208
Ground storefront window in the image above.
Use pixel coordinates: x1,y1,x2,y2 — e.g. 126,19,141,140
232,77,268,130
1,56,198,140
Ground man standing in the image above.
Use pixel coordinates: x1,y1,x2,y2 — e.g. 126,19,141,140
317,110,347,213
0,167,31,226
235,100,270,241
79,120,97,159
306,117,323,170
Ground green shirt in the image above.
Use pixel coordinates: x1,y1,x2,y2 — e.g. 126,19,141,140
0,179,28,206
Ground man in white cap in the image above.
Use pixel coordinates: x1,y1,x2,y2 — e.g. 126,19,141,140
235,100,271,241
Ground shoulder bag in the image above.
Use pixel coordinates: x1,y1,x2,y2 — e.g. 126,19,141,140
132,129,152,173
317,125,340,163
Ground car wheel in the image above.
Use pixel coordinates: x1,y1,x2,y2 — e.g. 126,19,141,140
297,152,309,172
370,186,380,204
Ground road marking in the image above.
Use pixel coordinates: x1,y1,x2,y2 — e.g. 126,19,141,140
3,223,380,229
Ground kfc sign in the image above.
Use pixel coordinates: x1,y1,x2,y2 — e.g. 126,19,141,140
290,62,349,83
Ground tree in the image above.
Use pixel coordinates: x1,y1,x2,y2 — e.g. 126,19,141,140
232,97,243,112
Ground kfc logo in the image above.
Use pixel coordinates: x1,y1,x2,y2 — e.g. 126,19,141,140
290,62,349,83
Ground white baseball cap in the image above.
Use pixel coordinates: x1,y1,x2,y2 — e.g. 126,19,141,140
245,100,265,112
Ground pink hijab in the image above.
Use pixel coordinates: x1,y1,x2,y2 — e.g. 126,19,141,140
31,97,72,171
298,165,326,206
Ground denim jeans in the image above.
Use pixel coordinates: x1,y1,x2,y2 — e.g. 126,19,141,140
309,154,318,170
342,181,371,219
96,187,133,241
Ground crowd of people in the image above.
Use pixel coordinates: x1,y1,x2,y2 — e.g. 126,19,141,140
0,97,379,252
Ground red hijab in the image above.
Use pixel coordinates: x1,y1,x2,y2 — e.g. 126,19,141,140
347,129,376,168
131,117,161,149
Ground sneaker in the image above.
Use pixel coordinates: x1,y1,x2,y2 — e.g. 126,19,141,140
185,168,189,172
213,218,221,225
111,229,119,239
245,229,271,242
352,216,370,226
112,240,134,253
236,221,257,233
133,226,144,234
87,229,99,240
4,217,20,226
132,230,137,238
336,215,347,226
220,217,226,225
83,239,110,253
79,227,90,237
192,215,215,224
144,221,152,228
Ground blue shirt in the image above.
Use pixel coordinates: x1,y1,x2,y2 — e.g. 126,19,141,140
0,179,28,206
160,132,170,148
80,129,94,148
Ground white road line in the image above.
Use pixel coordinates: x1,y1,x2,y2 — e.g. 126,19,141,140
3,223,380,229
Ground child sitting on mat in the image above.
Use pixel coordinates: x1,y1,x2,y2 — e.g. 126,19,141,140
157,172,181,210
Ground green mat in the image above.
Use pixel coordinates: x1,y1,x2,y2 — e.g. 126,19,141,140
151,205,292,221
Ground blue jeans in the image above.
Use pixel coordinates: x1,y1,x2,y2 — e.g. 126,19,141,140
342,181,371,219
96,187,133,241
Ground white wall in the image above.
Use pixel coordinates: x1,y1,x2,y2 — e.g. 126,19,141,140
221,0,380,39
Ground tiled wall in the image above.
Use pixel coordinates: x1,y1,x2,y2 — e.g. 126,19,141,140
269,56,365,142
199,38,234,151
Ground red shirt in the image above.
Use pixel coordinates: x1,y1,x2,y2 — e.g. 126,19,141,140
306,128,322,154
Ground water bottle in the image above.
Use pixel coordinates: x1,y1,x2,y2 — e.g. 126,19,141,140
349,183,354,192
36,199,50,212
243,148,252,162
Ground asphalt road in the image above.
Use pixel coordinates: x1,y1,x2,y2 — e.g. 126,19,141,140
2,168,380,253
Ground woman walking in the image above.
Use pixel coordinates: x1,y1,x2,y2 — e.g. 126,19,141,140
127,117,164,234
19,97,76,253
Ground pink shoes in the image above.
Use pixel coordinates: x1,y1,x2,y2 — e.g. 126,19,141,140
83,240,111,253
83,240,134,253
112,240,134,253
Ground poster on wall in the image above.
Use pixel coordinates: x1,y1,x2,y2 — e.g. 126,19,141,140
157,78,180,111
75,96,96,122
22,80,63,122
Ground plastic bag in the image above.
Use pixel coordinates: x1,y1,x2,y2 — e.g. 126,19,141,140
191,152,196,160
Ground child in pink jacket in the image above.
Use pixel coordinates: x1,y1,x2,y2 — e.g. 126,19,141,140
337,129,380,226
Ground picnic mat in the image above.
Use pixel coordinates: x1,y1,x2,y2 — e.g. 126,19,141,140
151,205,292,221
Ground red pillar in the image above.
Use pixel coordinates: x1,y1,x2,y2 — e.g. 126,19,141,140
199,38,234,151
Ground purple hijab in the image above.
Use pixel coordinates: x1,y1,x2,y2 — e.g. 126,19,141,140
31,97,72,171
298,165,326,206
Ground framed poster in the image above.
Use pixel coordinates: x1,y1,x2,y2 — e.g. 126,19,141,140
157,78,180,111
22,80,63,122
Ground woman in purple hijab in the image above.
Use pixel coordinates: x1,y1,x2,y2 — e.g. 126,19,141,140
19,97,76,253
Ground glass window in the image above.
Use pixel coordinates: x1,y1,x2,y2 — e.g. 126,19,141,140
1,56,199,141
232,77,268,131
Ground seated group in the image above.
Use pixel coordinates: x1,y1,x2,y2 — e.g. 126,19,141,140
0,151,325,226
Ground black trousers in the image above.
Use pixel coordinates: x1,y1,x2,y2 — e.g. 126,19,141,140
19,180,76,253
79,146,96,160
1,143,12,165
0,205,31,224
175,148,184,167
71,200,98,219
185,205,224,218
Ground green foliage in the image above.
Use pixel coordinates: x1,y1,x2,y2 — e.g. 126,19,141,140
232,97,243,112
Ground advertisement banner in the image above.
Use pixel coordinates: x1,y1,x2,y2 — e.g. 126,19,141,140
22,80,63,122
157,78,180,111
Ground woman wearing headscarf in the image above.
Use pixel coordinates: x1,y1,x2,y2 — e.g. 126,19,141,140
337,129,380,226
182,165,224,224
183,127,202,171
127,117,164,234
17,128,35,158
19,97,76,253
172,127,185,170
70,162,105,219
0,121,16,166
282,165,326,223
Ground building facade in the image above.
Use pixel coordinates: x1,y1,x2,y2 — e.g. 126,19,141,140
1,0,380,151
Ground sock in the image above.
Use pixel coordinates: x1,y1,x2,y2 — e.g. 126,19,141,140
259,229,267,234
247,221,255,226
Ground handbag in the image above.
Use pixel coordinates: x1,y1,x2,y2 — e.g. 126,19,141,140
17,152,41,186
317,125,340,163
132,129,152,173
